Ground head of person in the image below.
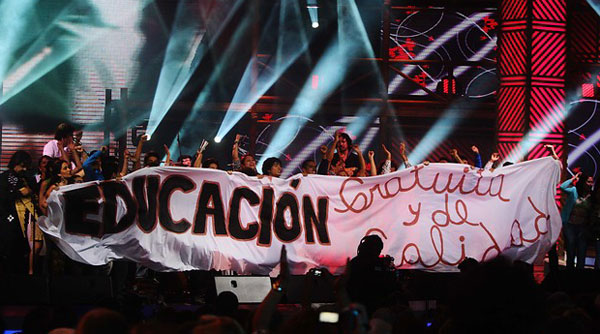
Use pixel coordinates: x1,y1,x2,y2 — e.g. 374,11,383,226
71,175,84,184
54,123,75,145
59,160,71,179
102,156,119,180
193,315,244,334
357,234,383,258
178,155,192,167
76,308,128,334
241,154,256,170
38,155,52,175
586,176,594,189
48,158,70,183
301,159,316,175
337,133,352,153
202,158,220,169
240,167,258,177
144,151,161,167
262,157,282,177
577,175,593,197
73,129,83,143
8,150,32,175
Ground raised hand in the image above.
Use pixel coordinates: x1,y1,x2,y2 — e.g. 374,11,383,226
471,145,479,154
368,150,374,159
278,246,289,290
334,129,341,142
382,144,392,159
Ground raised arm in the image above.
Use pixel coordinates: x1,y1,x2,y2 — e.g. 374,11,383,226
326,130,340,163
119,149,130,177
317,145,330,175
70,141,83,174
485,152,500,171
194,150,203,168
353,145,366,177
252,247,289,332
561,172,580,192
544,144,560,161
398,142,412,168
132,134,148,171
368,150,377,176
163,144,171,166
193,140,208,168
232,134,241,171
381,144,393,174
450,148,466,164
471,145,482,168
57,139,71,165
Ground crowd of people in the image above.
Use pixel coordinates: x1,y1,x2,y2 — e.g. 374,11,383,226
2,244,600,333
1,122,600,333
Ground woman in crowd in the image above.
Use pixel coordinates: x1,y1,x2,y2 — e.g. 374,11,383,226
39,159,72,216
0,151,41,274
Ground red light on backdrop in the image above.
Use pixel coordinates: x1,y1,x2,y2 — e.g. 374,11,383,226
582,83,594,97
442,78,457,94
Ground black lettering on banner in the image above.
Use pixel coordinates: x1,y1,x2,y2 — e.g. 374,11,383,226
63,185,102,237
258,187,275,246
303,196,330,244
133,175,159,232
193,182,227,235
158,175,194,233
274,193,301,242
101,181,137,234
228,188,260,240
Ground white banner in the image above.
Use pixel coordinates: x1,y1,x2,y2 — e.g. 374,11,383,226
38,157,562,275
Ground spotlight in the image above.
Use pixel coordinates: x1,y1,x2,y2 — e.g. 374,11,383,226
312,21,319,28
214,136,222,143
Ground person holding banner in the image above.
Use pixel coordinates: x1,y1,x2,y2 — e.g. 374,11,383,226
262,157,282,177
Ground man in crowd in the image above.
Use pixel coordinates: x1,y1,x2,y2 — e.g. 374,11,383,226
262,157,282,178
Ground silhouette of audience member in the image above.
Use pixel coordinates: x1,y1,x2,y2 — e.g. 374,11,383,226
193,315,244,334
76,308,128,334
347,235,395,315
444,256,545,334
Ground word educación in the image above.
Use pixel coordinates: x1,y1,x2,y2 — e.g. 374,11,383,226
61,174,331,246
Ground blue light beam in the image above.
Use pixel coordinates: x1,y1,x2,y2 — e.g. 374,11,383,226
145,0,244,137
215,0,311,141
257,0,377,169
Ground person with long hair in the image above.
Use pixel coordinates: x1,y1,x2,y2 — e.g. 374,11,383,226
0,151,41,274
39,159,71,216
